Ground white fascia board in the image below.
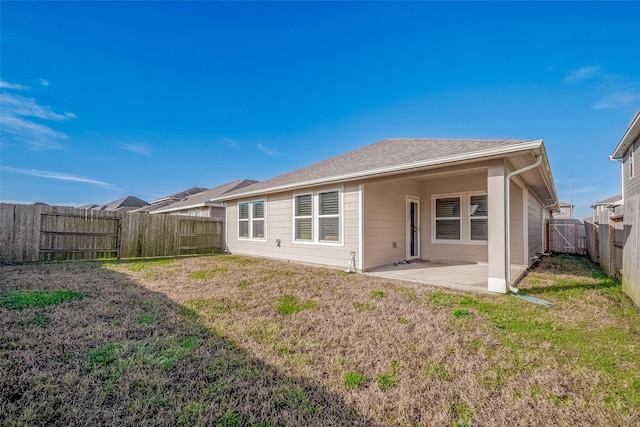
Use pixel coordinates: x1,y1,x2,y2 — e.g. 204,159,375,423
611,111,640,159
213,141,544,201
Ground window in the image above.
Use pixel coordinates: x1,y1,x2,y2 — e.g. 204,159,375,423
319,191,340,241
238,202,249,238
188,209,202,217
238,200,265,240
294,194,313,241
469,194,488,241
433,192,488,243
435,197,461,240
630,141,635,179
294,190,342,244
252,200,265,238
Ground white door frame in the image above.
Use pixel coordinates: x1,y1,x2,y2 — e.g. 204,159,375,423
406,196,420,259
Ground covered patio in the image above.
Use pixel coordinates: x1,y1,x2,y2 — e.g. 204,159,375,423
365,259,529,293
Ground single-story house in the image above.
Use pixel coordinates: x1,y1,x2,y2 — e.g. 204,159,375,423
610,111,640,306
149,179,257,217
129,186,208,213
214,138,558,294
79,196,148,213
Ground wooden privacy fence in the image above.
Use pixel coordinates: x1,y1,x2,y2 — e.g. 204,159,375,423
0,203,224,263
548,218,587,255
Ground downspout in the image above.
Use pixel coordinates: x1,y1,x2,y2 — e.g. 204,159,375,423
505,155,542,293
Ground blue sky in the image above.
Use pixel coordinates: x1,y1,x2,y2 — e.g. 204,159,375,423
1,1,638,219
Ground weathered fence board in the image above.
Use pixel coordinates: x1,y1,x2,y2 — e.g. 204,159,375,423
0,203,224,263
549,219,587,255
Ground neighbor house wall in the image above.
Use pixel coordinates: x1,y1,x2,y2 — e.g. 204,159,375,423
225,183,360,270
361,178,421,270
621,134,640,306
165,206,224,218
421,172,488,263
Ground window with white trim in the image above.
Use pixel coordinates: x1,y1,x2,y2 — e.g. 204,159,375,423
469,194,488,241
238,202,249,238
238,200,266,240
435,196,461,240
433,192,488,243
319,191,340,242
294,194,313,241
252,200,265,239
294,190,342,244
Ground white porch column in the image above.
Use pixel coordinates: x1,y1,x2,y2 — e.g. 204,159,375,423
487,161,508,293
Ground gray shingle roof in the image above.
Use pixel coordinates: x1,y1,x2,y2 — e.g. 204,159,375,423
151,179,257,213
97,196,148,212
592,194,622,207
216,138,540,199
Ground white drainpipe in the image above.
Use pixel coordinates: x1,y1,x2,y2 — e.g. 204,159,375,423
505,155,542,293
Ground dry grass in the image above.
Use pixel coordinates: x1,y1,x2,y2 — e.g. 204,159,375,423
1,254,639,426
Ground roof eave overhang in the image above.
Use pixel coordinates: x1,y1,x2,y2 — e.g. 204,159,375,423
214,140,547,201
611,111,640,160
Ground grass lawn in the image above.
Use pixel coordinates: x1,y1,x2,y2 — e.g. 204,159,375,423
1,253,639,426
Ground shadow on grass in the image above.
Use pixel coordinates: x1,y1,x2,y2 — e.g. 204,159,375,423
0,261,377,426
522,278,620,296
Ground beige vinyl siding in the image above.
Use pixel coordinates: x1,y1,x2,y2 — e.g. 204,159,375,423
226,184,360,270
362,178,421,270
422,172,488,263
528,191,544,259
623,135,640,199
509,181,525,265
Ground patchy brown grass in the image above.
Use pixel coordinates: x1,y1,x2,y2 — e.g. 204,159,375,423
1,254,638,426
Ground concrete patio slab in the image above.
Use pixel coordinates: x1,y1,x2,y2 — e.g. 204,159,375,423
365,259,528,294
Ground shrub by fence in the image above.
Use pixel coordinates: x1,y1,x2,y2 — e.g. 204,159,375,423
0,203,223,263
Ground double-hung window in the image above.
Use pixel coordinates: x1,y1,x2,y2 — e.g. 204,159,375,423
434,197,461,240
294,190,342,244
469,194,488,241
433,192,488,243
252,201,265,239
238,200,265,240
294,194,313,241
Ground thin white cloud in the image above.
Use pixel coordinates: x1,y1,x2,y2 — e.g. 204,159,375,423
1,166,116,189
0,88,75,150
564,65,602,83
119,142,151,155
593,91,640,111
257,143,280,157
220,136,240,148
0,79,29,90
38,78,50,87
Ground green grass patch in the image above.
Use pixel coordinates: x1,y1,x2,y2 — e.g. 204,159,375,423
452,308,471,318
371,290,385,299
0,290,84,309
125,258,174,272
353,302,374,312
189,267,228,279
277,295,317,315
217,411,243,427
376,361,401,389
344,371,364,388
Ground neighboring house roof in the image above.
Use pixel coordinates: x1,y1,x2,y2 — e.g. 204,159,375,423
215,138,553,201
591,194,623,208
611,111,640,159
78,204,99,210
95,196,148,212
558,201,572,208
130,186,209,213
151,179,258,214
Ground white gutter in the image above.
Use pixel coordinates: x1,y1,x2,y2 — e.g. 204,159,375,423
213,141,544,201
505,155,542,294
